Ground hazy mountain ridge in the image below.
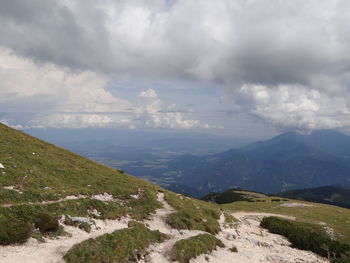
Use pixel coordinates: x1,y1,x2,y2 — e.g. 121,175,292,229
170,130,350,195
26,128,350,197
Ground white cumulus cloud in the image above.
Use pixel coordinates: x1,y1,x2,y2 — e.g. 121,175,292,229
234,84,350,131
0,48,203,129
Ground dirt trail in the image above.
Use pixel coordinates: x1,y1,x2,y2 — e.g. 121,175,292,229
0,217,130,263
192,212,329,263
0,194,331,263
141,192,208,262
0,195,88,208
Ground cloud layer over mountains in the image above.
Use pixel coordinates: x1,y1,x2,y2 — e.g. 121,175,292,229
1,0,350,132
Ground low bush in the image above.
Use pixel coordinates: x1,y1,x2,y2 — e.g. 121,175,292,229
78,222,91,233
171,234,224,263
35,213,59,233
261,217,350,260
230,245,238,253
0,214,32,245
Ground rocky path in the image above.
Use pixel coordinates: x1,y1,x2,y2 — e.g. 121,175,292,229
192,212,329,263
0,193,331,263
0,217,130,263
141,192,208,262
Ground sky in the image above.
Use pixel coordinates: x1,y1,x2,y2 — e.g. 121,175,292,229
1,0,350,137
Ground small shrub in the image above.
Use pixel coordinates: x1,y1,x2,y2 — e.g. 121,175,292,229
35,213,59,233
78,222,91,233
230,246,238,253
64,216,76,226
0,214,32,245
271,198,282,202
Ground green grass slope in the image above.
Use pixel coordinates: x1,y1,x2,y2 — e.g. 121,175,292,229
0,123,160,205
0,123,162,243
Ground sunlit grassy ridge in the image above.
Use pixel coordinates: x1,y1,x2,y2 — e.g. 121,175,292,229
0,123,160,203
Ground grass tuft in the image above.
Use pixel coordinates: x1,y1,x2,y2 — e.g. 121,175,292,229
170,234,224,263
64,222,166,263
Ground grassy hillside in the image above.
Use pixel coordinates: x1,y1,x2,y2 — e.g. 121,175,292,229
0,123,160,205
0,123,221,246
0,123,164,243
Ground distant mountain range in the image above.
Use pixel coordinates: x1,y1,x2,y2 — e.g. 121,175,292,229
26,128,350,197
165,130,350,196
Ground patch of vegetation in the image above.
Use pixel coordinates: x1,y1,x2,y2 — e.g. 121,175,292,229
230,245,238,253
201,188,263,204
64,216,91,233
171,234,224,263
78,222,91,233
261,217,350,260
271,198,282,202
35,213,59,233
165,192,221,234
0,214,32,245
64,222,166,263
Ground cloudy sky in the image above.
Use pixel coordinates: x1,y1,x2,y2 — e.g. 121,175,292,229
1,0,350,137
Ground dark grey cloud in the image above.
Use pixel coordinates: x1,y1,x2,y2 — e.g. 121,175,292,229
0,0,113,72
0,0,349,91
1,0,350,131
